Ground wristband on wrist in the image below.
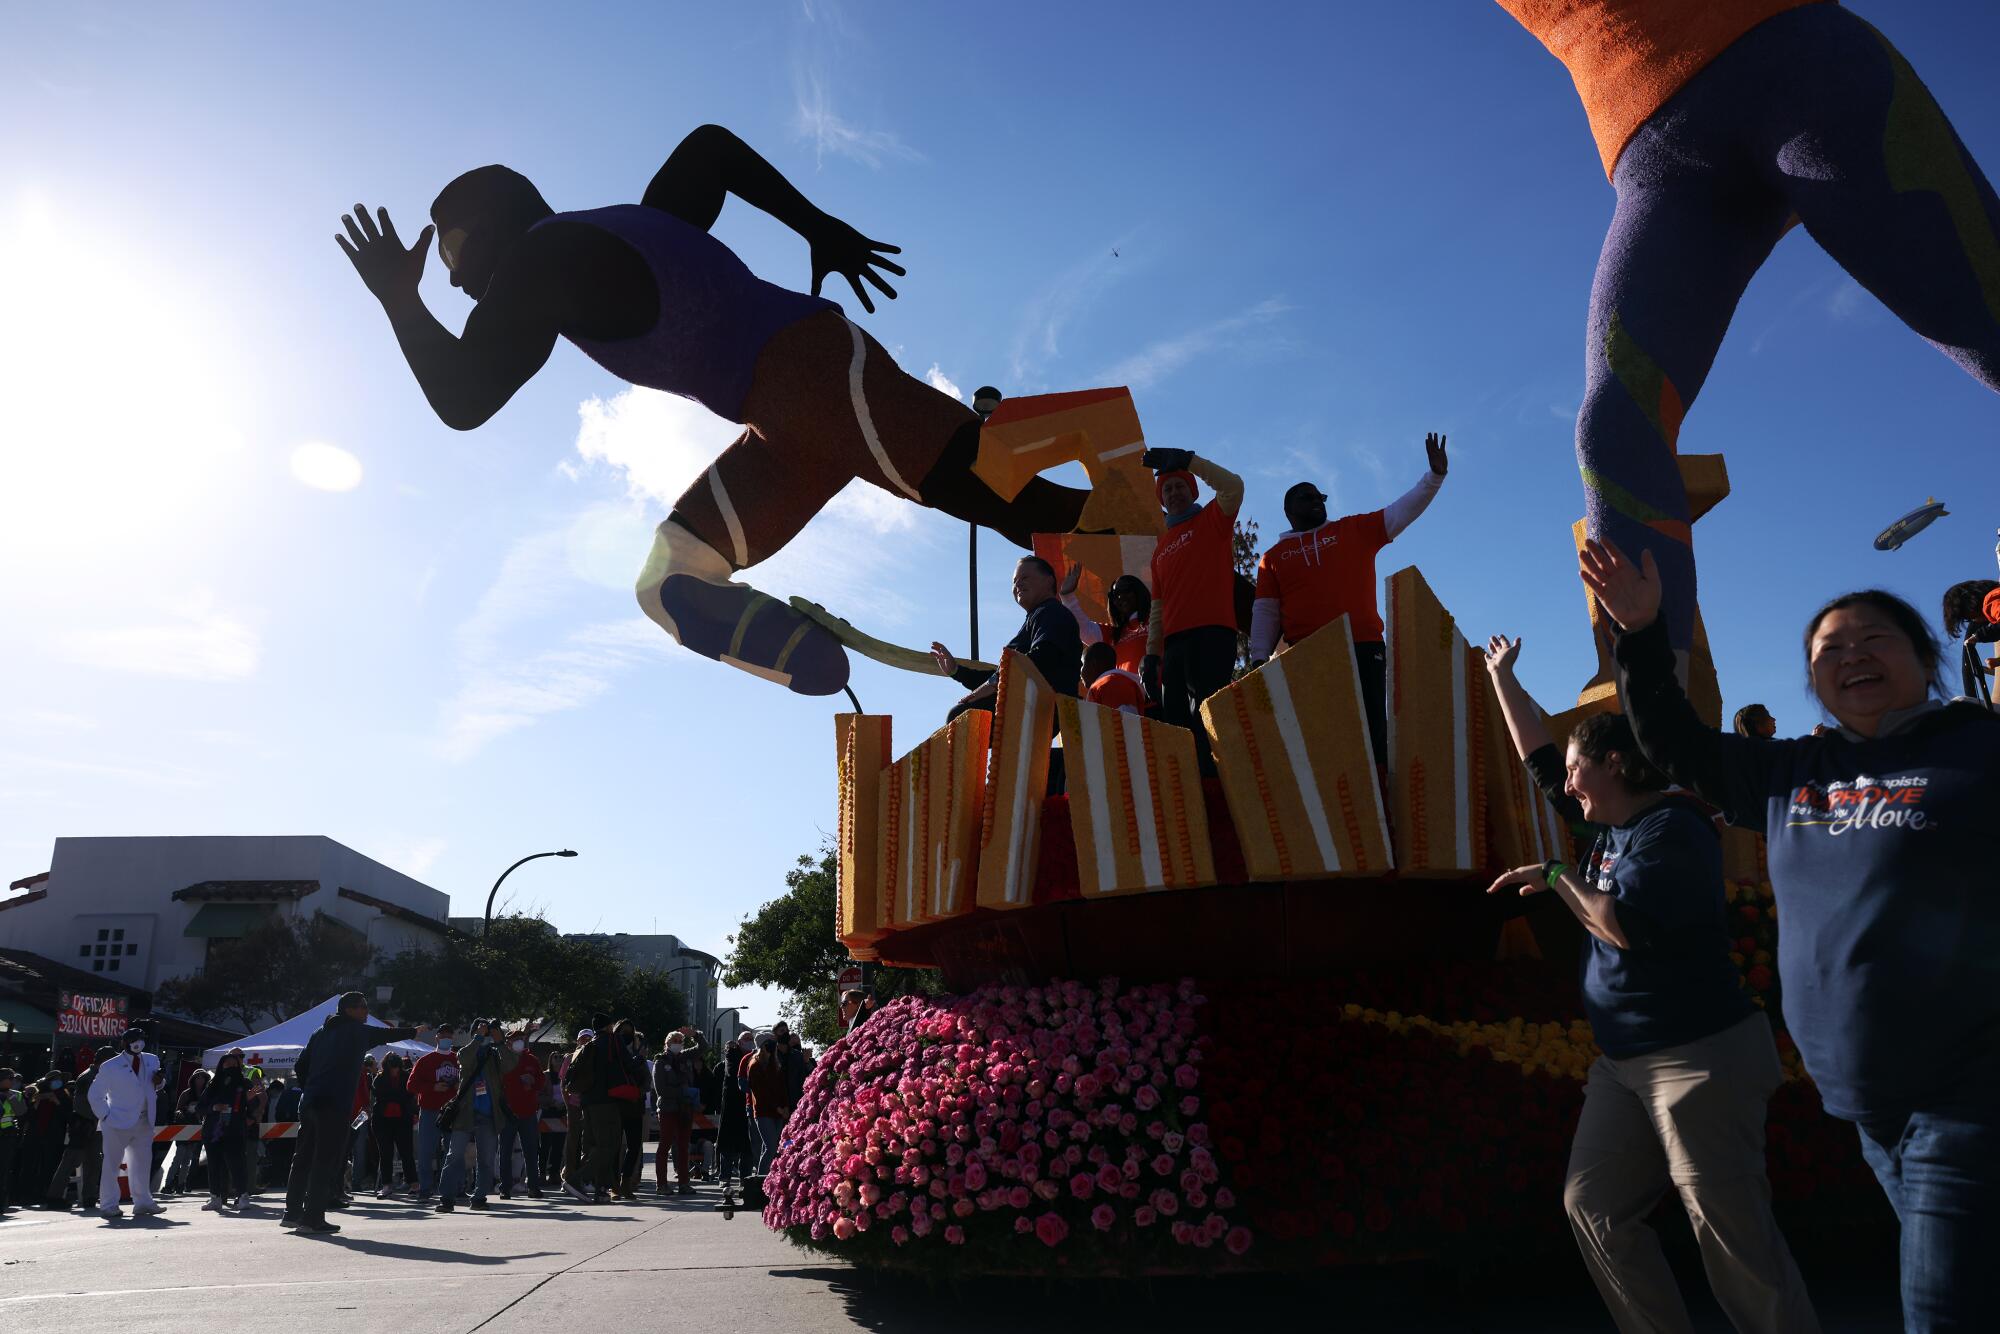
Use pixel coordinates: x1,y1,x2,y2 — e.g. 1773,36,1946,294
1540,859,1567,890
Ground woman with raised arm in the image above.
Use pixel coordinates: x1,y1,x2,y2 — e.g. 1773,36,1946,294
1580,539,2000,1333
1483,635,1816,1334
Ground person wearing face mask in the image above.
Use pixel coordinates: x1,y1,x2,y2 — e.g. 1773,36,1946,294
405,1022,461,1201
564,1015,626,1203
0,1068,24,1215
651,1027,705,1195
24,1071,71,1208
85,1027,164,1220
716,1031,754,1187
497,1027,547,1200
370,1053,417,1197
159,1068,210,1198
557,1027,597,1202
435,1019,512,1213
281,992,421,1234
55,1047,110,1211
202,1049,256,1212
611,1025,649,1198
1584,542,2000,1331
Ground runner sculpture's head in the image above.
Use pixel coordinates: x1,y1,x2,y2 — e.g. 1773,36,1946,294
431,165,553,302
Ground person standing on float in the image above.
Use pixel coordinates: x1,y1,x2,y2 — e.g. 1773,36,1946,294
1249,432,1448,767
337,124,1091,698
1496,0,2000,677
1143,448,1245,774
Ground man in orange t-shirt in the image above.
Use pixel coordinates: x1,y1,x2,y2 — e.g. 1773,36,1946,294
1146,448,1244,774
1250,433,1448,765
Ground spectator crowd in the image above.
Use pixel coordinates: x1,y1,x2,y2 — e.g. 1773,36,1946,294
0,992,829,1237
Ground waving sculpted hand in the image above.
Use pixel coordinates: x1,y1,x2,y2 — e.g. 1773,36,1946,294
808,215,905,315
337,204,434,304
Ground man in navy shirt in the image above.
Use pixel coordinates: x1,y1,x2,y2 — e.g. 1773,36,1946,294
1485,635,1818,1334
929,556,1081,717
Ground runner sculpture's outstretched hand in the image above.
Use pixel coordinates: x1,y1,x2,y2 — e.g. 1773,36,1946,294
337,204,434,305
807,214,904,314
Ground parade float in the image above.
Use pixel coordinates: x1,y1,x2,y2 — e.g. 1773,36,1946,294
764,430,1887,1274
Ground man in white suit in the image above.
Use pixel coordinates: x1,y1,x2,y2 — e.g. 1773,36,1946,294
86,1025,164,1220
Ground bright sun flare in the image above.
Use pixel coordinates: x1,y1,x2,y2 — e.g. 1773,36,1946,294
0,190,250,565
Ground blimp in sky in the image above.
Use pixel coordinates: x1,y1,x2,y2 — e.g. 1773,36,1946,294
1874,498,1949,551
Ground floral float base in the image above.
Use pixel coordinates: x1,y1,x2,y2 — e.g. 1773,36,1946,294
764,960,1887,1275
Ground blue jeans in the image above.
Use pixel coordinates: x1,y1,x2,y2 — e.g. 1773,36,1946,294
1855,1103,2000,1333
497,1111,541,1193
439,1118,497,1203
414,1107,442,1196
754,1116,782,1175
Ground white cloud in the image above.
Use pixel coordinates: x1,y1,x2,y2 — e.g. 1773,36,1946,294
1008,242,1137,387
924,364,964,402
793,61,924,170
57,595,260,682
376,835,449,879
290,441,364,492
438,615,675,762
1094,297,1292,391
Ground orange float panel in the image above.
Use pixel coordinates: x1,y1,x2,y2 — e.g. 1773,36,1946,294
1199,614,1393,880
835,714,894,958
973,388,1163,537
878,711,990,931
975,651,1059,911
1056,695,1216,897
1032,532,1159,625
1384,566,1493,877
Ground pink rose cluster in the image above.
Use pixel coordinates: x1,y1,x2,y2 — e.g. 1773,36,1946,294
763,978,1250,1264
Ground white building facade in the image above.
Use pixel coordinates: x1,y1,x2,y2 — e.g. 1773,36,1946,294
0,835,452,995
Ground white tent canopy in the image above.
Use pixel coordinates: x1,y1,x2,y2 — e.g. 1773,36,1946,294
199,995,432,1075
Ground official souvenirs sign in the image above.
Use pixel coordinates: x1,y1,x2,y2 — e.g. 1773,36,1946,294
57,991,130,1040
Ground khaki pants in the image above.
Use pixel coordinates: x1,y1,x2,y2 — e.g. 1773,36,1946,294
1565,1012,1819,1334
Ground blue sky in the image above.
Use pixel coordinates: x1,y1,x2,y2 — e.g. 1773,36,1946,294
5,2,1997,1025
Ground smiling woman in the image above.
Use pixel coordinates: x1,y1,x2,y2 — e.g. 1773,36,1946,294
290,440,364,492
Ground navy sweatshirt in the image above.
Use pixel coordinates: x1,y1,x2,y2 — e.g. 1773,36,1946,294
1616,618,2000,1122
1526,747,1752,1059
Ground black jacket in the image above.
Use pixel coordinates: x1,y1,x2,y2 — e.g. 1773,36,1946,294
297,1014,419,1109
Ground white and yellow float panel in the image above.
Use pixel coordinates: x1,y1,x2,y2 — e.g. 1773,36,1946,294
974,650,1059,912
1384,567,1493,877
1199,614,1392,880
1055,695,1216,897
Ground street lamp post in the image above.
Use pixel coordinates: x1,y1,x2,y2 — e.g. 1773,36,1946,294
483,849,578,934
970,387,1004,661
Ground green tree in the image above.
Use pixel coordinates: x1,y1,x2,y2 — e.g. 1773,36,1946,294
603,967,691,1043
722,843,939,1046
373,914,686,1038
154,913,377,1033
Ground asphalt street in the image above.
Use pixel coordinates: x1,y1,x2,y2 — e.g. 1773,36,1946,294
0,1163,1903,1332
